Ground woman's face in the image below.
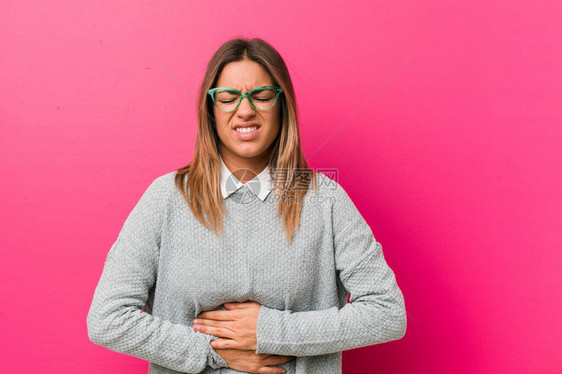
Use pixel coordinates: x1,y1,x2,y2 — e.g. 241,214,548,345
212,59,281,163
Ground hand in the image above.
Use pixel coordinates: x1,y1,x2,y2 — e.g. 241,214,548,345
214,348,295,374
193,301,260,350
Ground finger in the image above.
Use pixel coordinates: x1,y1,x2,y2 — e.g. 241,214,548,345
209,338,241,350
193,318,233,329
226,301,259,309
197,310,236,321
262,355,296,366
256,366,286,374
193,324,236,340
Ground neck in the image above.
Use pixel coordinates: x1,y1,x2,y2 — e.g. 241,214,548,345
219,147,270,184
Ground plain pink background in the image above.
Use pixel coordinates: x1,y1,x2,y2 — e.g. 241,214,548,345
1,1,561,373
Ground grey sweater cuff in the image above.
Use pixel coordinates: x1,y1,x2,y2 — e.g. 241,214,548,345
206,335,229,369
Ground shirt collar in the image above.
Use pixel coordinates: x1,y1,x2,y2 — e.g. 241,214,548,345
220,155,273,201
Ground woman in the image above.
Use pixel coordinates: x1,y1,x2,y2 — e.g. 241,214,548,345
87,37,407,374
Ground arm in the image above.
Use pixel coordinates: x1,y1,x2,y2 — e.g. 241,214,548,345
255,180,407,356
86,176,228,373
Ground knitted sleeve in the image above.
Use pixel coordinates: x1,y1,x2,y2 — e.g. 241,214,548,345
86,175,228,373
254,178,407,356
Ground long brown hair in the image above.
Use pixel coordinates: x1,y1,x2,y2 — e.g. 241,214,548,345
174,37,317,244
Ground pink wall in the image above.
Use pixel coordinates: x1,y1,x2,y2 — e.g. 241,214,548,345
1,1,560,372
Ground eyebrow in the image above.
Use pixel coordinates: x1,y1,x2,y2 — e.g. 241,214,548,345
218,85,272,92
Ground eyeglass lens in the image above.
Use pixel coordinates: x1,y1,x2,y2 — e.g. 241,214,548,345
214,88,278,111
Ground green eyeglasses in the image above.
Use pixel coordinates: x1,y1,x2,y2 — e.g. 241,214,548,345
208,85,283,112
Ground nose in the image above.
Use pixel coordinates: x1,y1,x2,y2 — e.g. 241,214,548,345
236,96,255,117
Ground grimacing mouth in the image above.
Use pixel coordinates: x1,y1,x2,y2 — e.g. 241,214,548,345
232,122,261,130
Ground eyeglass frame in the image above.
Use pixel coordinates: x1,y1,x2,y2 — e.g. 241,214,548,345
207,85,283,112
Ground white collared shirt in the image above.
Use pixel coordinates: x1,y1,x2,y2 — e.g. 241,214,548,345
219,155,273,201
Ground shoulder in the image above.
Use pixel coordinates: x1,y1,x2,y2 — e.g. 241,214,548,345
140,170,179,203
151,170,178,189
147,169,180,190
313,171,353,202
312,170,366,220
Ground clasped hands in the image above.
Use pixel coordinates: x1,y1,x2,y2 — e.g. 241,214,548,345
192,301,260,350
192,301,295,374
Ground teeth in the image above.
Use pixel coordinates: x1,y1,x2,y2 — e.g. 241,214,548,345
235,126,257,133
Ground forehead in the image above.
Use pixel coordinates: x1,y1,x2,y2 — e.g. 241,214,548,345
215,60,274,89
